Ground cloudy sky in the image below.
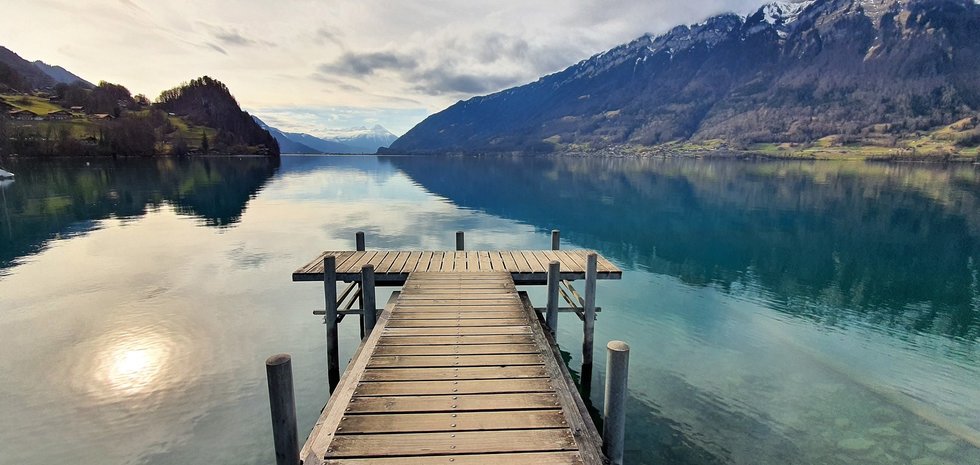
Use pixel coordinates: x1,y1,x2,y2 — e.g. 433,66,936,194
5,0,763,136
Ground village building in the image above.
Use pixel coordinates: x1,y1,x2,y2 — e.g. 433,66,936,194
46,110,73,121
9,109,42,121
90,113,115,120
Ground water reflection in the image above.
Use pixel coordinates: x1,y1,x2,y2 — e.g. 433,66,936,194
389,155,980,341
99,333,172,396
0,156,279,272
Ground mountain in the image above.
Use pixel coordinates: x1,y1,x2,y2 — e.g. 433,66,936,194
0,46,55,91
389,0,980,154
157,76,279,156
252,118,398,153
33,60,92,87
318,125,398,153
253,116,321,153
282,131,351,153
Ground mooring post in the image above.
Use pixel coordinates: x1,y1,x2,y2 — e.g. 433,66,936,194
323,255,340,393
546,260,560,335
355,231,365,337
582,253,598,381
551,229,560,250
456,231,464,251
361,264,377,336
603,341,630,465
266,354,299,465
355,231,365,251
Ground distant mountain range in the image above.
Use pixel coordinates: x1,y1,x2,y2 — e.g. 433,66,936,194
0,46,92,91
253,116,397,154
389,0,980,155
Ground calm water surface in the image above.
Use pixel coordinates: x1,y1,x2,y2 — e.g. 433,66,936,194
0,155,978,465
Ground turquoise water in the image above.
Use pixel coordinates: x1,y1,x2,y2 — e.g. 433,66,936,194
0,155,978,464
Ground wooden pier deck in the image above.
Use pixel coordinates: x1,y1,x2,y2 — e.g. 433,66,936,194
300,271,604,465
292,250,621,284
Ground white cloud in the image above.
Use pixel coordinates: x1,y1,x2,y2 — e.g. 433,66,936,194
5,0,764,134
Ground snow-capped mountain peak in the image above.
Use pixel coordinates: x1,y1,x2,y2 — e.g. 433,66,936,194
761,1,815,25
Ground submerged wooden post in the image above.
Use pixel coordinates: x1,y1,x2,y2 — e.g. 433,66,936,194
582,253,598,376
323,255,340,393
361,264,377,336
551,229,560,250
266,354,299,465
455,231,464,250
355,231,365,251
603,341,630,465
546,260,560,335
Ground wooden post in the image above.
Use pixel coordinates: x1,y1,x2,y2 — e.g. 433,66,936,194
361,264,377,336
455,231,464,251
551,229,560,250
582,253,597,379
355,231,365,251
603,341,630,465
355,231,365,337
546,260,560,336
266,354,299,465
323,255,340,393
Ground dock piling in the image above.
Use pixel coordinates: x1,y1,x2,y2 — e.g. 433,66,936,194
266,354,300,465
455,231,464,250
360,264,377,336
355,231,365,251
552,229,560,250
583,253,598,369
546,260,560,335
323,255,340,393
602,341,630,465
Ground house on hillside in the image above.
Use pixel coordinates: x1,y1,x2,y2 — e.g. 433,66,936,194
90,113,115,120
46,110,73,121
70,106,84,112
9,109,42,121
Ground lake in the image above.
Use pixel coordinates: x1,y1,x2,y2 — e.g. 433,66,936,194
0,154,978,465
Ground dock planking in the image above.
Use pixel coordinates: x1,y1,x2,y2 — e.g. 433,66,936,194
292,250,621,284
300,271,603,465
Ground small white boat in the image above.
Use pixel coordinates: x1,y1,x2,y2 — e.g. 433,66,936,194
0,168,13,179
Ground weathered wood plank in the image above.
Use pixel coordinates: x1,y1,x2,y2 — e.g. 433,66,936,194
467,251,480,271
489,251,506,271
478,251,492,271
323,451,584,465
373,343,541,356
500,251,519,271
388,312,527,320
345,392,560,413
325,429,577,457
335,409,565,433
345,251,377,274
399,251,422,273
377,335,535,345
383,326,531,336
353,378,553,396
386,318,529,328
366,251,389,269
367,353,544,368
391,305,523,313
361,366,548,381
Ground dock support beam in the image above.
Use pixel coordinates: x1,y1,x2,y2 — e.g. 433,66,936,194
361,264,377,336
456,231,464,250
266,354,300,465
582,253,598,390
323,255,340,393
546,260,560,335
552,229,560,250
603,341,630,465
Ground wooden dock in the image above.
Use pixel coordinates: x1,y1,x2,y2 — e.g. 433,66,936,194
300,271,604,464
269,232,629,465
292,250,621,284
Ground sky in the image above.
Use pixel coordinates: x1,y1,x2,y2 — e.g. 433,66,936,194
4,0,763,136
